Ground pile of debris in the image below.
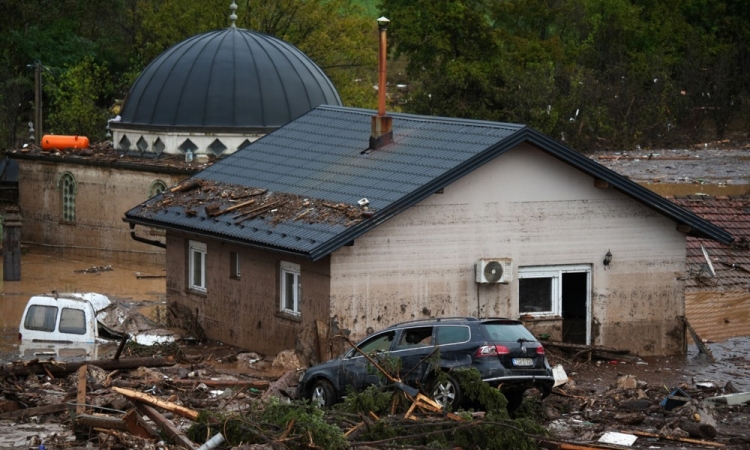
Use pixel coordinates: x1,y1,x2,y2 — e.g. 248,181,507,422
2,336,749,450
140,179,373,227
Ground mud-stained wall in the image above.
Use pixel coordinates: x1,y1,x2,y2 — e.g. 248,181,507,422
686,291,750,342
15,159,184,265
166,233,331,356
330,143,687,355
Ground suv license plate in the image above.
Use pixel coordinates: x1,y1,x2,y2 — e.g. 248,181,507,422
512,358,533,367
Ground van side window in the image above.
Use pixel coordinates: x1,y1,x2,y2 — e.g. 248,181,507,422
24,305,58,331
59,308,86,335
435,326,470,345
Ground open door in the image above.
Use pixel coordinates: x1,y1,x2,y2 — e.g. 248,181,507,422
561,271,589,345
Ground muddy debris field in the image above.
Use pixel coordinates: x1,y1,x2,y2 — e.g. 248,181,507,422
1,332,749,450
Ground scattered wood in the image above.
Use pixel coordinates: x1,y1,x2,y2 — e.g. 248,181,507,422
207,198,256,217
233,200,288,224
135,273,167,279
122,408,157,439
0,402,68,420
597,155,700,161
112,386,199,420
170,379,269,389
542,342,638,362
136,403,197,450
537,440,628,450
261,370,300,401
623,430,726,447
322,202,348,210
2,356,175,376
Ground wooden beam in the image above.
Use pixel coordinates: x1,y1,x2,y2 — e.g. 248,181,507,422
112,386,198,420
593,178,609,188
2,356,175,376
76,365,87,415
136,403,197,450
623,430,725,447
676,224,693,233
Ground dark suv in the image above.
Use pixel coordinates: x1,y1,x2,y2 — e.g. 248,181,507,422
297,317,554,411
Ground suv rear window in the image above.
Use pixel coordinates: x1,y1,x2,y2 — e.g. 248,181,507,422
24,305,58,331
481,322,537,343
435,326,470,345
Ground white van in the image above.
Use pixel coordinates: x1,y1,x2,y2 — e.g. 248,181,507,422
18,293,122,360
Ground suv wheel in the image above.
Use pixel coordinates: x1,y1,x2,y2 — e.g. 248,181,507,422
504,390,525,412
310,379,335,407
431,374,463,409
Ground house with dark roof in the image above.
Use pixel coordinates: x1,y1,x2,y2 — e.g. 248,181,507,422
124,105,732,357
669,195,750,342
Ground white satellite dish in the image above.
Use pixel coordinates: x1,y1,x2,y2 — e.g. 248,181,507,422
701,244,716,277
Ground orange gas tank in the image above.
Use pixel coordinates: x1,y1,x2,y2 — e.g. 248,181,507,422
41,135,90,150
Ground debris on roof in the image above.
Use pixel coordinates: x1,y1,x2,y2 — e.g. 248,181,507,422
141,178,372,227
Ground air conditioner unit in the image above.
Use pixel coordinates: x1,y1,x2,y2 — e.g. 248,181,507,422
475,258,513,284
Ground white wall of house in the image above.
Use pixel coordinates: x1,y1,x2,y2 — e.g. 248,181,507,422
330,143,687,355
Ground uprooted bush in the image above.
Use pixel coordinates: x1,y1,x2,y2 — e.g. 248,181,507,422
185,367,548,449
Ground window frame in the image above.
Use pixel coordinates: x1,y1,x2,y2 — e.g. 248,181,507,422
189,240,207,292
279,261,301,316
58,172,77,223
230,251,241,279
517,265,590,317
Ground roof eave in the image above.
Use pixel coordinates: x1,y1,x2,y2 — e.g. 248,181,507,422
124,214,314,260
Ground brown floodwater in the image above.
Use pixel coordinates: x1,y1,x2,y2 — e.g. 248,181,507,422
0,249,166,362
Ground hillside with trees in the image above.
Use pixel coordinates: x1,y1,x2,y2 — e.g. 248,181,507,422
1,0,748,151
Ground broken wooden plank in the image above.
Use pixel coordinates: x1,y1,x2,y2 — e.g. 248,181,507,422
76,365,87,415
170,180,201,193
122,408,157,439
623,430,725,447
169,379,269,389
2,356,175,376
233,200,287,224
0,403,67,420
136,403,197,450
76,413,128,430
208,198,256,217
112,386,198,420
681,317,716,362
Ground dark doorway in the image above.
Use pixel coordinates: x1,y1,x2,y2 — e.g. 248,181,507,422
561,272,588,344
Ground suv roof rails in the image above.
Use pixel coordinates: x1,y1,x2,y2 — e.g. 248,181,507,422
390,317,479,327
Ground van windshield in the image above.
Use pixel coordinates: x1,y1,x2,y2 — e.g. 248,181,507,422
24,305,58,331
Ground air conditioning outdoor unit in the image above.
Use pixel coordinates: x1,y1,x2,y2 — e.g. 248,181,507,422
475,258,513,284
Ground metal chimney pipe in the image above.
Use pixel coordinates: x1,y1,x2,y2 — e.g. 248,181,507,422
377,17,389,116
370,17,393,150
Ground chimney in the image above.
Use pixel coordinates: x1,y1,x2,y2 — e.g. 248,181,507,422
370,17,392,150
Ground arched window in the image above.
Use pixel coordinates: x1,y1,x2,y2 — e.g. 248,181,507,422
58,172,77,223
148,180,168,198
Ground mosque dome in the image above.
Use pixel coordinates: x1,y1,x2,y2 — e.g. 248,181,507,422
118,27,342,133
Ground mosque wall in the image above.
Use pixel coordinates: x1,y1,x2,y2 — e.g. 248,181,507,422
15,158,186,265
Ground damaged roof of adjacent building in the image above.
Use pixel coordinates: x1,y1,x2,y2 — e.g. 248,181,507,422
124,105,733,260
114,27,342,133
670,195,750,291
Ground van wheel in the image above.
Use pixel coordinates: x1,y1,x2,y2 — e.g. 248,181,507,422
309,379,336,408
504,390,524,412
431,374,463,410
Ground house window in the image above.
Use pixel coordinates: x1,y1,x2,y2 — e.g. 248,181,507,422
59,172,77,223
148,180,168,198
230,251,241,279
518,265,590,318
189,241,207,292
280,261,300,316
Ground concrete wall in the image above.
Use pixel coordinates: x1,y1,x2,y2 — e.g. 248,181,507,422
330,143,687,355
166,233,331,355
15,159,184,265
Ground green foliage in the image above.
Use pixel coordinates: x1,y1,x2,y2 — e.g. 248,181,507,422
46,58,113,140
340,384,396,415
187,399,349,450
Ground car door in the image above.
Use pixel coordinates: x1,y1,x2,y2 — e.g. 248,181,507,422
338,330,397,392
392,326,435,385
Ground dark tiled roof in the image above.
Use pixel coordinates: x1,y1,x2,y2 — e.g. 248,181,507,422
670,195,750,291
125,106,732,260
116,28,341,132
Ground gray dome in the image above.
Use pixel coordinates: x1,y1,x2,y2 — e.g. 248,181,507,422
119,28,342,132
